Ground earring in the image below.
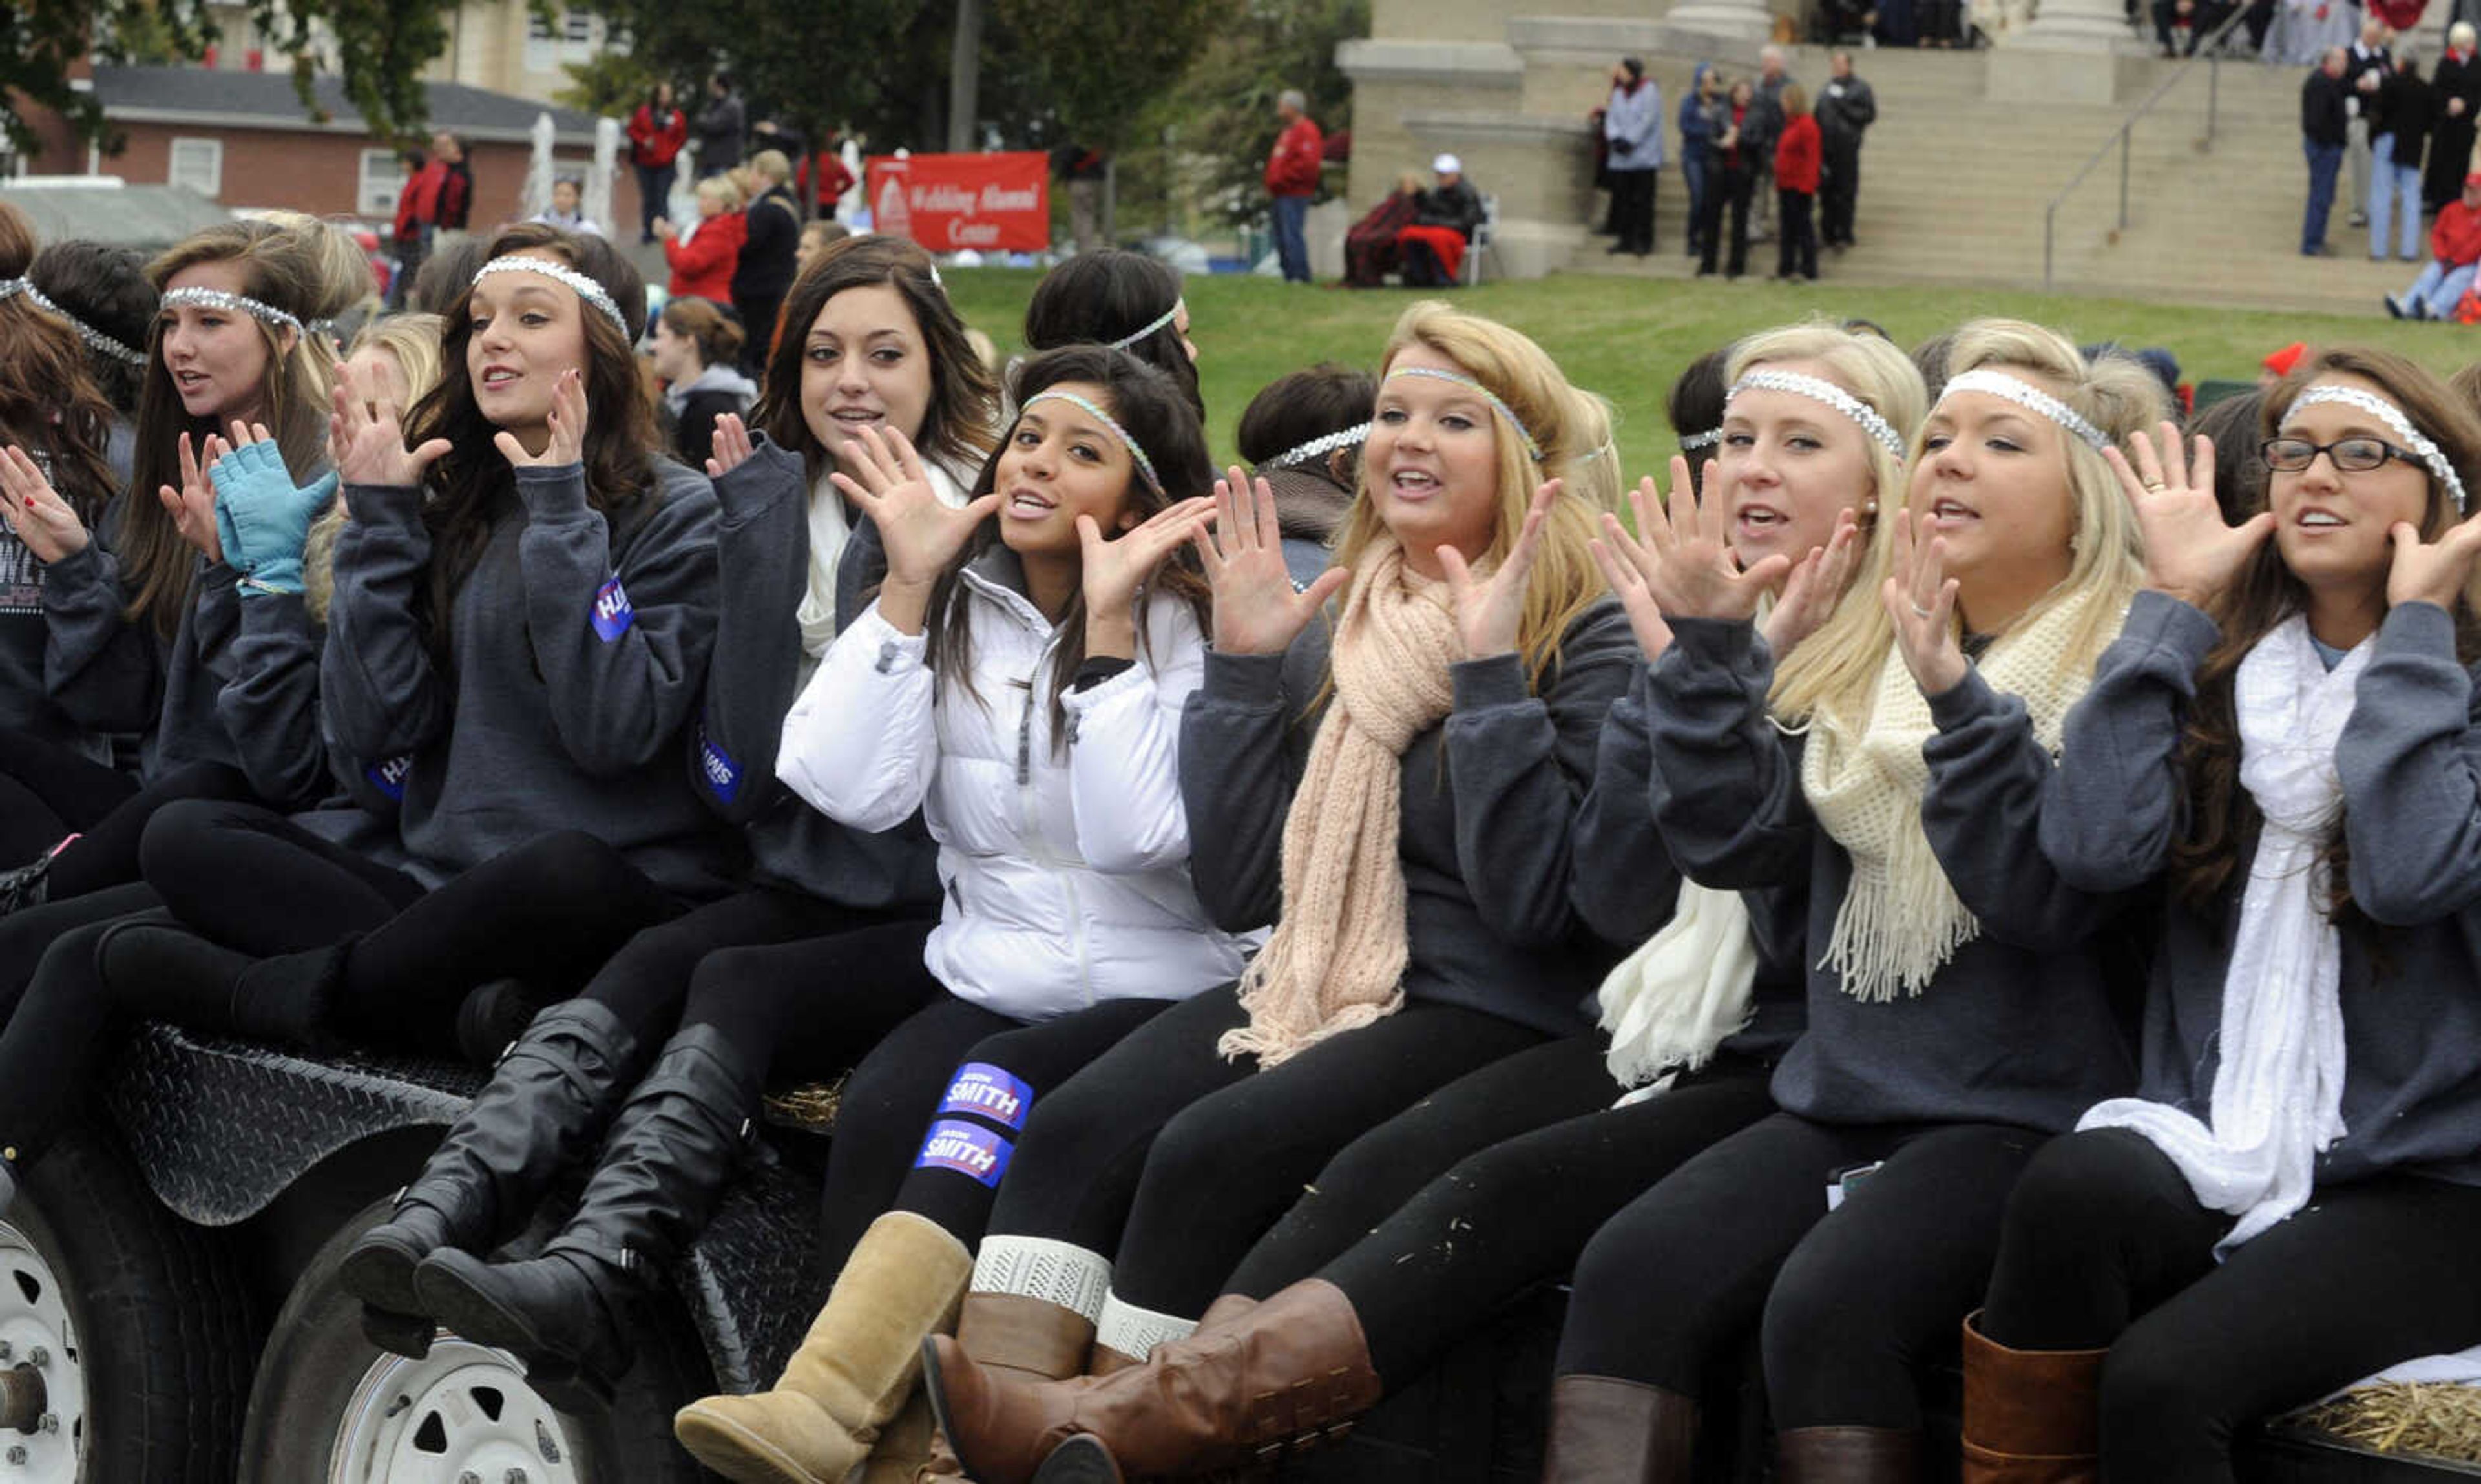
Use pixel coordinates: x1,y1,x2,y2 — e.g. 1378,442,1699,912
1861,499,1879,517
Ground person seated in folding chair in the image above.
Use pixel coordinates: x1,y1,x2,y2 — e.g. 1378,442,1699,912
1396,156,1486,287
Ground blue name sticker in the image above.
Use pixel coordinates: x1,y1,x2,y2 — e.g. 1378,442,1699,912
937,1063,1035,1132
590,577,635,642
913,1119,1012,1186
366,754,414,800
697,720,741,804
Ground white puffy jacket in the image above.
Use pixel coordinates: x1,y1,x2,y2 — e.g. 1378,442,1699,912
777,550,1255,1021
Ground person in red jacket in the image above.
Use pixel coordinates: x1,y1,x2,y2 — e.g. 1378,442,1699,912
1264,89,1324,283
2387,171,2481,319
627,82,691,244
1773,83,1823,282
655,174,747,305
385,133,473,310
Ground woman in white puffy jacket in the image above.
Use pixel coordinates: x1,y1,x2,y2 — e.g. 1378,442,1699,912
673,343,1250,1484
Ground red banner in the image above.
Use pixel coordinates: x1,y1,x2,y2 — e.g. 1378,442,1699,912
865,152,1050,253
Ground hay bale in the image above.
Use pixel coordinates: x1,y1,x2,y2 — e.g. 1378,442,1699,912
2290,1383,2481,1466
763,1074,847,1133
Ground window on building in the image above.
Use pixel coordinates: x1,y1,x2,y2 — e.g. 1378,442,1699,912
358,147,408,216
168,138,223,198
523,8,602,71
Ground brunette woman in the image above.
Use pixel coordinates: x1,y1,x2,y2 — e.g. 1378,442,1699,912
1022,249,1201,417
1232,363,1374,583
1967,349,2481,1482
651,295,757,468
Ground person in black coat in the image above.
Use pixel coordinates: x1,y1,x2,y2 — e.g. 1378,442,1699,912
2302,47,2350,256
2426,25,2481,211
695,72,747,178
730,151,801,375
1817,51,1878,249
2374,53,2434,262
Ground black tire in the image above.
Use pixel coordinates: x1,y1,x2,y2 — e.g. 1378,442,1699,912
240,1195,713,1484
1,1116,255,1483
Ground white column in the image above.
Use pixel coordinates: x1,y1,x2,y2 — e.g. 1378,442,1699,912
2014,0,2135,51
1659,0,1775,41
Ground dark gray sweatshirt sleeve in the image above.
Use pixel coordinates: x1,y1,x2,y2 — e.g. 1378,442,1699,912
1570,662,1687,948
1921,665,2131,952
513,463,720,779
218,590,330,808
2340,600,2481,925
322,483,453,761
1444,602,1638,948
1644,616,1814,889
2038,588,2219,893
1179,648,1298,934
694,441,808,822
42,538,164,731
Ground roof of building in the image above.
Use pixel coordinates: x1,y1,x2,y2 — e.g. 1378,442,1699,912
87,66,605,146
0,182,232,251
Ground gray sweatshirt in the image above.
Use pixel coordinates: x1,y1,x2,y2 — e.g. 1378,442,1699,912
322,457,737,894
696,437,940,909
1178,598,1639,1036
2042,590,2481,1187
1646,617,2138,1131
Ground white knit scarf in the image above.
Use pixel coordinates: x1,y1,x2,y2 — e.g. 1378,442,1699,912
1596,881,1761,1089
797,459,967,658
1802,586,2110,1001
2081,615,2363,1255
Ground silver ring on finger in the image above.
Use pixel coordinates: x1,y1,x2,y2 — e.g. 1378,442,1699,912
1910,602,1935,619
2142,481,2168,495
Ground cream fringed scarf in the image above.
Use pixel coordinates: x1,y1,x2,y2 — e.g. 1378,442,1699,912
1801,586,2111,1001
1219,537,1463,1069
796,460,968,658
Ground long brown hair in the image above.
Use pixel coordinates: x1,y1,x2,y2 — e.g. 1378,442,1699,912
0,202,117,527
128,220,334,638
2171,346,2481,932
404,225,658,658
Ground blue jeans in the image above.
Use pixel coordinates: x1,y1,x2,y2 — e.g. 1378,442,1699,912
2403,259,2478,317
2369,136,2423,261
2303,138,2343,253
1270,194,1312,282
1682,154,1710,246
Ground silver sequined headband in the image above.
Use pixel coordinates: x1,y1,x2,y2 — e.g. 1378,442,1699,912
160,286,305,341
1938,368,2108,452
1384,366,1544,461
0,278,145,366
1107,298,1183,351
1262,422,1369,471
472,255,629,335
1679,428,1722,452
2283,382,2469,512
1022,389,1164,496
1728,369,1907,461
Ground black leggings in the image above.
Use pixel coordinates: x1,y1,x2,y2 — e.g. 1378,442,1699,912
985,985,1545,1319
141,798,430,956
0,753,255,901
1556,1110,2044,1430
1982,1129,2481,1482
1227,1042,1779,1385
0,734,138,862
815,993,1173,1279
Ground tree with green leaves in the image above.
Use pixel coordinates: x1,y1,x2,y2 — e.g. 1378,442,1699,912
992,0,1226,154
1149,0,1365,224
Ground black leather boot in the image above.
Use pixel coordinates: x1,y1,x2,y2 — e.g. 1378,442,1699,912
97,920,352,1050
339,999,642,1351
412,1024,758,1407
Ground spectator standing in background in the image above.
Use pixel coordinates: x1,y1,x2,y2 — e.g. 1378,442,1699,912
2345,17,2391,229
731,150,801,375
696,72,747,179
1264,89,1324,284
1603,57,1662,257
656,173,746,303
2428,24,2481,211
1699,77,1759,278
385,133,472,311
1053,143,1110,254
2385,169,2481,317
626,82,689,243
1817,50,1876,251
1679,63,1723,260
1772,83,1821,281
1745,47,1792,244
797,139,857,220
2371,51,2431,261
2302,45,2350,256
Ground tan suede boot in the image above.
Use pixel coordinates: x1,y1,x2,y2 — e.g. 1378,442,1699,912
673,1211,973,1484
859,1392,937,1483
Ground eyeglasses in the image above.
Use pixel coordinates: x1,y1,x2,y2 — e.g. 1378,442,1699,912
2259,435,2422,475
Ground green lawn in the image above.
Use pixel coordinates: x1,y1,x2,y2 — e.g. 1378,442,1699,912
937,269,2479,476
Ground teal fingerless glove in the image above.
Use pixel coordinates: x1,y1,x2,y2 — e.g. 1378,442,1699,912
209,441,338,598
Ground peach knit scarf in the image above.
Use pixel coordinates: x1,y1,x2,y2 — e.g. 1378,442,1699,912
1219,537,1462,1069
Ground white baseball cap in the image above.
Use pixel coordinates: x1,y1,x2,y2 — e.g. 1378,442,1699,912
1432,153,1461,174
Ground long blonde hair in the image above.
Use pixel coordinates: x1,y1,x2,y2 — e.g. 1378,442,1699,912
305,313,446,625
1774,317,2164,733
1337,300,1604,688
1564,388,1625,516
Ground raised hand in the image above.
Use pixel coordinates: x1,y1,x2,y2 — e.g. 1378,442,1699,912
2387,508,2481,611
495,367,589,470
0,448,92,563
1633,455,1791,622
705,412,757,478
1439,480,1560,660
1079,496,1215,651
1589,508,1674,662
1880,508,1965,695
1191,465,1348,656
159,429,229,563
329,359,450,490
2108,422,2270,609
1763,506,1862,657
828,423,999,594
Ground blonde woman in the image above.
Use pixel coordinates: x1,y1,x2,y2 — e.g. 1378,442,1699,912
656,174,746,305
1539,320,2165,1480
305,313,445,625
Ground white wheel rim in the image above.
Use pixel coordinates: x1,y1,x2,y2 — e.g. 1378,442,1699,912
0,1220,86,1484
327,1334,585,1484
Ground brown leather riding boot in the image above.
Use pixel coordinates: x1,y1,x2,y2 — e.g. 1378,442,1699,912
1774,1425,1921,1483
916,1294,1097,1480
1959,1310,2104,1484
923,1278,1381,1484
1538,1375,1698,1483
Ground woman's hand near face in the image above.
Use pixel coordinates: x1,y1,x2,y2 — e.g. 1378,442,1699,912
1881,508,1967,696
2111,423,2270,611
1192,466,1348,656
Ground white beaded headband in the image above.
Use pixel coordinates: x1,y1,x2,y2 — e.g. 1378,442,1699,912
1679,428,1722,452
1021,389,1164,496
159,286,304,340
1728,369,1907,461
1107,298,1183,351
1383,366,1544,461
1938,368,2108,452
472,255,630,335
1262,422,1369,470
2283,382,2469,512
0,278,145,366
